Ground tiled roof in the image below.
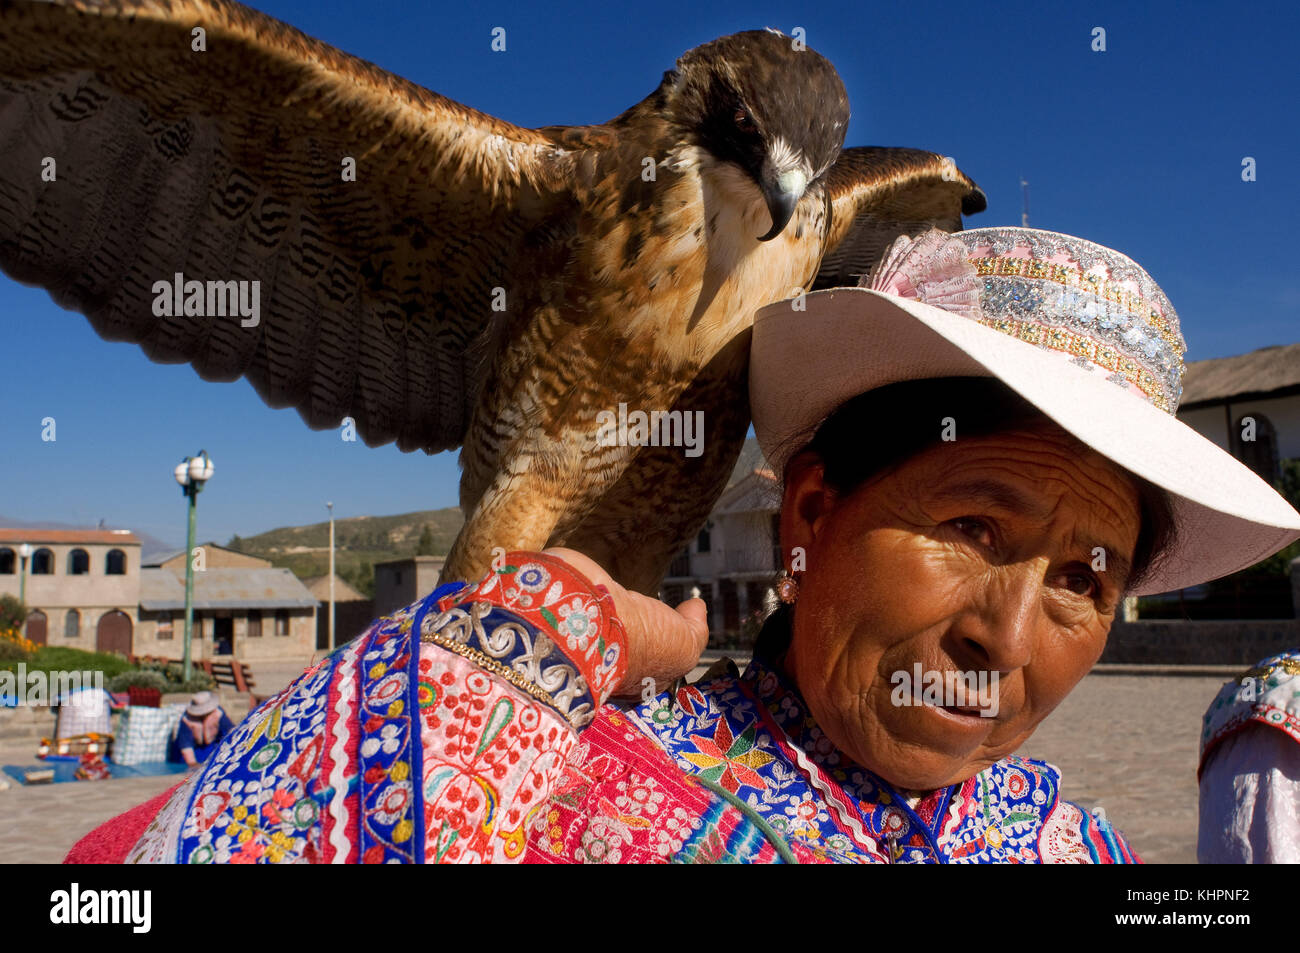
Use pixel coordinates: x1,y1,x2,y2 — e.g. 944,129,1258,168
139,567,317,610
0,528,141,545
301,574,367,602
142,541,267,567
1180,343,1300,407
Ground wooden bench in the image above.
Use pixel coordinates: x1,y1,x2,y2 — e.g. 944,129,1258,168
200,658,269,707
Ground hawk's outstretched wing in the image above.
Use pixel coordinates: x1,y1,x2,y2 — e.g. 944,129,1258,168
814,146,986,289
0,0,577,453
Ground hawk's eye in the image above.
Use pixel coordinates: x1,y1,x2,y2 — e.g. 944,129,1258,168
734,108,755,132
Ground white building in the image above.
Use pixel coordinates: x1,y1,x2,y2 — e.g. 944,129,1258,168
374,555,446,619
661,440,781,647
1177,342,1300,482
0,531,317,660
662,340,1300,639
0,528,141,653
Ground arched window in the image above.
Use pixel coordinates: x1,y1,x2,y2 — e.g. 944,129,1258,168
696,527,712,553
31,548,54,574
68,549,90,575
1232,414,1280,483
0,548,13,574
65,609,81,639
105,549,127,575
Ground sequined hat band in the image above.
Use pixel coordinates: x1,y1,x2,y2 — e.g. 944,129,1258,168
750,225,1300,595
863,227,1187,414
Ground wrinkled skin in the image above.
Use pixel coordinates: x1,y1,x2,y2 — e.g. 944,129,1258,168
548,417,1141,792
779,420,1141,790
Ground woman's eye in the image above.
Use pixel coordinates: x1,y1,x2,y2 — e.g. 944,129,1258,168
950,517,992,546
1051,571,1098,599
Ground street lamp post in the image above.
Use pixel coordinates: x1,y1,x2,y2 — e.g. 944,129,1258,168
326,501,335,652
174,450,214,683
17,542,30,608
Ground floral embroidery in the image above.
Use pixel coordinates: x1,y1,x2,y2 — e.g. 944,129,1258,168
515,563,551,593
556,596,597,652
680,718,774,793
126,552,1137,866
1200,648,1300,777
170,652,338,864
625,609,1141,864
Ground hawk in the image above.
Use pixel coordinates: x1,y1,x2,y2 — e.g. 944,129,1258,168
0,1,985,593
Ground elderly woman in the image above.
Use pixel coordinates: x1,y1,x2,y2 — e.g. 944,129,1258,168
67,227,1300,863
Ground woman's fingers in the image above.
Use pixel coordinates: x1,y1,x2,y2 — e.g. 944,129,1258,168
541,548,709,696
617,594,709,696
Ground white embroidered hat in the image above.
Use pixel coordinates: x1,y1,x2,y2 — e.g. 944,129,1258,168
749,227,1300,595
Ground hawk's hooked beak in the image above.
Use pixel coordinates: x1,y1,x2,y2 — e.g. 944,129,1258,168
758,168,808,241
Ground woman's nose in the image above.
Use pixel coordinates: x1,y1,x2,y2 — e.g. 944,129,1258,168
951,566,1040,673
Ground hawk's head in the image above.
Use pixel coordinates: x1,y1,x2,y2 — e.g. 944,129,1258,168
664,30,850,241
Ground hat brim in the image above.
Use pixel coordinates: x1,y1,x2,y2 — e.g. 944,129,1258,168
187,697,218,717
750,287,1300,596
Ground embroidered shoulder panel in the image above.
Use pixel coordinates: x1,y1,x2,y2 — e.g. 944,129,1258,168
1201,647,1300,772
126,557,632,864
522,705,790,864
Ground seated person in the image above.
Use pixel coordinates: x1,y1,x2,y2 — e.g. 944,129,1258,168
169,691,234,768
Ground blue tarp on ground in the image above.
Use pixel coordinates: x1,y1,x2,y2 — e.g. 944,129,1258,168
2,758,189,784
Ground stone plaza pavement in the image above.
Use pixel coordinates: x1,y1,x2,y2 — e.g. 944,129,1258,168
1012,671,1226,864
0,663,1230,864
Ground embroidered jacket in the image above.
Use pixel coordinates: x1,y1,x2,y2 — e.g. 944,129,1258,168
1199,648,1300,777
114,553,1138,864
1197,647,1300,863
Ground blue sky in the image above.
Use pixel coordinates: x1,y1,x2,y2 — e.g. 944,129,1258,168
1,0,1297,550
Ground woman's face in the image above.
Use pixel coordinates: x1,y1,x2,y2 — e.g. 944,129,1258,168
781,420,1142,790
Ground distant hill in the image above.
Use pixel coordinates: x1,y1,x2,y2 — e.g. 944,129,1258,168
228,507,464,599
220,436,766,599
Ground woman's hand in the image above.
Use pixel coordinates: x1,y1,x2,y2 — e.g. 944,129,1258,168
541,548,709,699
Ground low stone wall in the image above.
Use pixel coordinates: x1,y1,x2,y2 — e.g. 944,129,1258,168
1102,619,1300,665
0,688,253,746
0,704,57,743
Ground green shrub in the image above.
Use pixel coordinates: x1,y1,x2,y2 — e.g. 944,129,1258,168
0,594,27,632
0,639,31,663
106,669,169,693
169,674,216,694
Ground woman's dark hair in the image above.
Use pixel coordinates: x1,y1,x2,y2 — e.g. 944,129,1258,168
776,376,1177,594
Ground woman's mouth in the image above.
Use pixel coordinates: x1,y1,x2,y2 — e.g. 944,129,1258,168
921,699,999,727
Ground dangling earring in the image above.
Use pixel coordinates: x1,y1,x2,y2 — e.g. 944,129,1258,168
777,569,800,604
